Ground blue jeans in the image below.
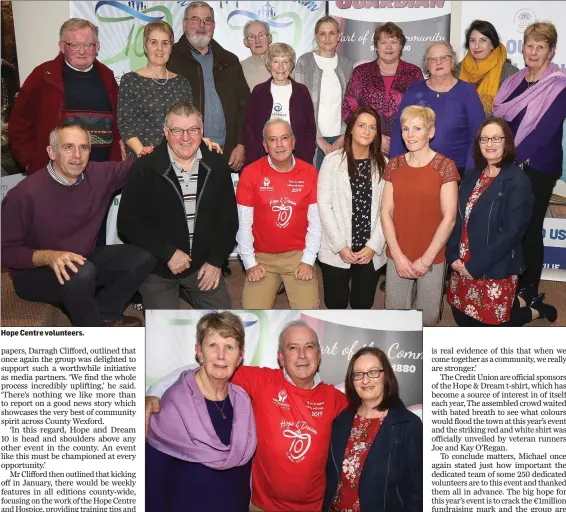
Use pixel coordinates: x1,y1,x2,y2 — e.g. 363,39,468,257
315,135,341,171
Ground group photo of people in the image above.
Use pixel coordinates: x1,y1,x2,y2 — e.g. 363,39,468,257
144,309,423,512
1,0,566,328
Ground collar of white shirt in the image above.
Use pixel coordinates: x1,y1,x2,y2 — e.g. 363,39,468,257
267,154,296,171
283,368,321,389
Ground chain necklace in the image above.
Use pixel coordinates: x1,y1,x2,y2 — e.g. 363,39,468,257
145,66,169,86
212,397,228,420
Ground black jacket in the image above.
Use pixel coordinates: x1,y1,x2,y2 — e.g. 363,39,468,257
167,37,250,159
446,163,534,279
117,140,238,279
323,399,423,512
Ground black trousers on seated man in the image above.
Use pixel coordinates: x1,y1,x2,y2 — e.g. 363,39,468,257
12,244,155,327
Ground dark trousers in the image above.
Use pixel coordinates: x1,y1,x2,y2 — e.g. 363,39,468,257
451,303,532,327
320,261,380,309
519,166,557,292
13,244,156,326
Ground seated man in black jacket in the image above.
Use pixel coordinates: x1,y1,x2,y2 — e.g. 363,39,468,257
117,102,238,309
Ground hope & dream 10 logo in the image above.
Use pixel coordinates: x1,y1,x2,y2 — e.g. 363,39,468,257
93,0,319,72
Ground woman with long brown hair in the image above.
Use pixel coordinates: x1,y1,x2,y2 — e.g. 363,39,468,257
317,106,387,309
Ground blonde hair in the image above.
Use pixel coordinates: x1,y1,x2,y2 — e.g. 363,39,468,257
266,42,296,72
423,41,457,76
400,105,436,130
143,21,174,46
196,312,245,351
59,18,98,41
523,21,557,49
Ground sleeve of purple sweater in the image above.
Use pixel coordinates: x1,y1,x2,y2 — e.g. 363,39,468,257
464,84,486,169
514,87,566,165
1,187,36,270
90,158,135,191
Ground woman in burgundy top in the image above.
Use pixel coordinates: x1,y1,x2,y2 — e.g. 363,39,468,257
323,347,422,512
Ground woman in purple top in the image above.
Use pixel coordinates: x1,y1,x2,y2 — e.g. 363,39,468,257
146,312,256,512
390,41,485,173
342,22,423,157
243,43,316,167
493,21,566,298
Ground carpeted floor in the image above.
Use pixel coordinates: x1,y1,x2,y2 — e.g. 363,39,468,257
2,261,564,327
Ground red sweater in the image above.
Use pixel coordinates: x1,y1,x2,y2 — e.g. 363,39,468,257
232,366,348,511
8,53,121,174
1,160,132,272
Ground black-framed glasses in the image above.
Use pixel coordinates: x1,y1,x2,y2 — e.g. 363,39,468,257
351,369,384,381
167,126,201,137
186,16,214,26
479,136,505,144
61,41,97,52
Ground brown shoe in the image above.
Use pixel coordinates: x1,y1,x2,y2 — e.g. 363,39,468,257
100,316,142,327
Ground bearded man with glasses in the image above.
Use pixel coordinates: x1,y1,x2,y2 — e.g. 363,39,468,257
9,18,124,175
117,102,238,309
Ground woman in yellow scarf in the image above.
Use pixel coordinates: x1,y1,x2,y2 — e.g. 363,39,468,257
455,20,519,115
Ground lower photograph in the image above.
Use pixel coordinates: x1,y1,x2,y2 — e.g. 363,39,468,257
144,309,423,512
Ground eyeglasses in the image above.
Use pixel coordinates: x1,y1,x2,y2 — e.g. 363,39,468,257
479,136,505,144
186,16,214,26
246,33,268,42
351,369,384,381
427,54,451,64
61,41,97,52
167,126,201,137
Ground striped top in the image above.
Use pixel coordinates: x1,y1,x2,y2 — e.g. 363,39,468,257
47,161,84,186
168,146,201,242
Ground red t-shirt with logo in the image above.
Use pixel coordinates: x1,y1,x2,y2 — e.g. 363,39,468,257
232,366,348,512
236,156,318,254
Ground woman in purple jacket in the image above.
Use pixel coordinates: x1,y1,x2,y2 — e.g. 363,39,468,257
146,312,256,512
243,42,316,168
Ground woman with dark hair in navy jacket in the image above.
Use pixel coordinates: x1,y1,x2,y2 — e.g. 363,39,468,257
323,347,422,512
446,117,557,326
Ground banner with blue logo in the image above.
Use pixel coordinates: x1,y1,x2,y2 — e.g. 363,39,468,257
145,310,423,416
69,1,325,80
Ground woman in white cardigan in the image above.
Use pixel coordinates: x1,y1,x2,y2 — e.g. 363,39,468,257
318,106,387,309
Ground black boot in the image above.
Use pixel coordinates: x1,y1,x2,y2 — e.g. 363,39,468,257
529,293,558,323
517,284,538,305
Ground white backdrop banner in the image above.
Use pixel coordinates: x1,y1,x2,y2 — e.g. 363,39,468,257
145,310,423,415
69,1,325,80
460,1,566,278
328,0,451,68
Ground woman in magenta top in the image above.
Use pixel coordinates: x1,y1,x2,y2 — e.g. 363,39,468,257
342,22,422,157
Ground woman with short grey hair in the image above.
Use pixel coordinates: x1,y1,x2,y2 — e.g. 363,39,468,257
243,42,316,167
390,41,485,175
295,16,353,170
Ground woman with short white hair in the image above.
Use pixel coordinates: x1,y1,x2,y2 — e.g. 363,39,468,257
243,42,316,167
390,41,485,175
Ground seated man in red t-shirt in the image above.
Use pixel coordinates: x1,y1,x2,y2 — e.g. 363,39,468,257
145,319,348,512
236,118,320,309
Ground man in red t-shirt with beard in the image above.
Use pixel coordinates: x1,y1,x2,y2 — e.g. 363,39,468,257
145,320,348,512
236,118,321,309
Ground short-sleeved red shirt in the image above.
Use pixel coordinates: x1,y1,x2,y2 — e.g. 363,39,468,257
383,153,459,264
236,156,318,254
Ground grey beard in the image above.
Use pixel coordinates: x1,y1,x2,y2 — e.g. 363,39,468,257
187,33,211,50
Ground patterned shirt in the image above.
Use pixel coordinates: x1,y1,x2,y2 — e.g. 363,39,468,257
168,146,200,241
47,161,84,186
350,159,372,251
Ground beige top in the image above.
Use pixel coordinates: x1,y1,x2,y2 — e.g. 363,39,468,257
241,54,271,92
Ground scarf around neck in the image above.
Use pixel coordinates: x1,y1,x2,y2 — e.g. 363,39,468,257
459,43,507,114
147,368,257,469
493,62,566,146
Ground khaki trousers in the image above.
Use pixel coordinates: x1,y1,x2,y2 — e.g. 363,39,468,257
242,251,319,309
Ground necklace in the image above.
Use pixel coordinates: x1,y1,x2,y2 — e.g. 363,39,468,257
146,66,169,86
212,397,228,420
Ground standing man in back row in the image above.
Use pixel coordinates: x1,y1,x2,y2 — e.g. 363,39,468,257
168,1,249,173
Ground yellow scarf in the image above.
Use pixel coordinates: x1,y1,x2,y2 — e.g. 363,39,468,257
459,43,507,114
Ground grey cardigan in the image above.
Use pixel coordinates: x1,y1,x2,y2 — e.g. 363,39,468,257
294,51,353,138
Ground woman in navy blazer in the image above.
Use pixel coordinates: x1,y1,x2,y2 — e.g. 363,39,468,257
446,117,557,326
323,347,422,512
242,43,316,168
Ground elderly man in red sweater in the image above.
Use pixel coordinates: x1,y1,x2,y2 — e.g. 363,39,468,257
145,320,348,511
1,124,155,326
8,18,123,174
